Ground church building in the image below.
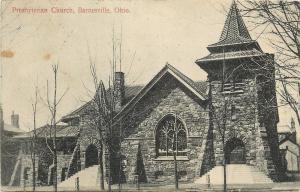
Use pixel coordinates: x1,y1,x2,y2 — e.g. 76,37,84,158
8,1,284,187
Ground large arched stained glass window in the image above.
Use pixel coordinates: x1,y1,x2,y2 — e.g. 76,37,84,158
155,115,187,156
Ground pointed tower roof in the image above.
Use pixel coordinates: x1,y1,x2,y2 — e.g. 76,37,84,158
196,1,265,67
208,1,254,48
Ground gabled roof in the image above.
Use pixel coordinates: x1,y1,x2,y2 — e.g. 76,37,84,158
113,64,208,120
61,85,145,121
208,1,253,48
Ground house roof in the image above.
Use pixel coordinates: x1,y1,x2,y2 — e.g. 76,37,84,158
3,123,25,134
113,64,208,120
13,124,80,139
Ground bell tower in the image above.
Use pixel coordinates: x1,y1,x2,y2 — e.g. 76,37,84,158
196,1,283,181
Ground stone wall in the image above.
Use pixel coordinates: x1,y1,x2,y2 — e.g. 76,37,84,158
256,70,282,181
17,138,76,187
210,79,258,166
20,153,72,187
118,74,209,184
209,73,281,181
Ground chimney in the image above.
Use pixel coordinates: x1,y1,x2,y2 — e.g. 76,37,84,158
11,111,19,128
114,72,125,112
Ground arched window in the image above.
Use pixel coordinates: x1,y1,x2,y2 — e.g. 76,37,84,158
155,115,187,157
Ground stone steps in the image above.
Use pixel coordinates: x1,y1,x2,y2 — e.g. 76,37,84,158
194,164,273,185
58,165,107,189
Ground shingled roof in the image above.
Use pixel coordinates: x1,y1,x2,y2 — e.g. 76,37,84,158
14,124,80,138
60,85,145,121
196,49,264,63
197,1,264,66
208,1,254,48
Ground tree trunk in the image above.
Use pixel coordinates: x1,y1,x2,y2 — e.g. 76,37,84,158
223,149,227,192
99,142,105,190
53,147,58,192
31,87,38,191
107,150,111,192
295,111,300,130
173,152,178,190
53,65,58,192
32,147,36,191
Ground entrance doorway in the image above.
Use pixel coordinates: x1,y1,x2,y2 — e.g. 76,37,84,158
85,144,99,168
225,138,246,164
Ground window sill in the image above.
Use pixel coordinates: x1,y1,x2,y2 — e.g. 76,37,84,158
154,156,189,161
222,90,244,94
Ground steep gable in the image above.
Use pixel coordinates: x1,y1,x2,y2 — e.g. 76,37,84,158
113,64,208,120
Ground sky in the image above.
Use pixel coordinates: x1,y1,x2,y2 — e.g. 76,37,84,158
0,0,296,131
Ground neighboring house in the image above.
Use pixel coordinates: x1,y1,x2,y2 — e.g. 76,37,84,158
278,119,300,173
10,124,79,186
9,1,285,187
1,107,25,186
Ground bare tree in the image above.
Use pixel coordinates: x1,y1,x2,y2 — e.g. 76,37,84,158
42,64,67,192
239,0,300,125
88,63,110,190
29,85,38,191
210,96,235,192
82,60,117,192
83,26,125,191
47,65,58,192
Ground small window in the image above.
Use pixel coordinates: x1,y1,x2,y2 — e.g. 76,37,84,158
231,105,236,120
222,74,244,93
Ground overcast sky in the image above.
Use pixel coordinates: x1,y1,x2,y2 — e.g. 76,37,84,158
0,0,294,131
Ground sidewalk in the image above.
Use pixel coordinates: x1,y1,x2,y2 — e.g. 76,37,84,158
1,181,300,192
